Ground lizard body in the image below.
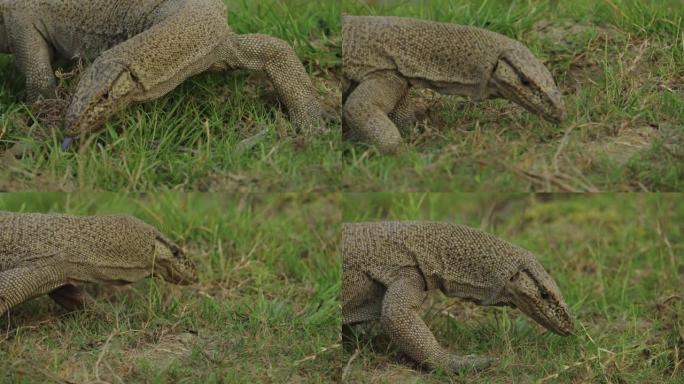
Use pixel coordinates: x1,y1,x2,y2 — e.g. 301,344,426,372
0,0,322,145
342,15,565,153
0,212,197,318
342,221,573,372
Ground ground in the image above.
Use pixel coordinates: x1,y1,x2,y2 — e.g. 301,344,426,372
2,1,681,192
0,0,342,192
0,193,341,383
340,0,683,192
341,193,684,383
0,0,682,382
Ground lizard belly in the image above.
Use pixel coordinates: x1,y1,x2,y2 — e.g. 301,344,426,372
342,266,387,324
408,78,486,99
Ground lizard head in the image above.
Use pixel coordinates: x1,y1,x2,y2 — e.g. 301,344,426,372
502,266,574,336
64,60,139,137
152,234,199,285
489,46,565,124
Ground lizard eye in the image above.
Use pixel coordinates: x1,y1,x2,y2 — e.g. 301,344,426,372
170,244,185,259
540,291,550,300
520,77,531,86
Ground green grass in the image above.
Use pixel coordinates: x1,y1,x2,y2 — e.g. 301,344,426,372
0,0,342,192
341,193,684,383
2,1,681,192
0,193,341,383
341,0,683,192
3,1,682,192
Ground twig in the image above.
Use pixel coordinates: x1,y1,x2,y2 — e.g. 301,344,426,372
552,123,577,172
625,40,650,76
11,367,78,384
94,331,118,384
294,344,340,365
537,356,599,383
341,348,361,383
603,0,627,19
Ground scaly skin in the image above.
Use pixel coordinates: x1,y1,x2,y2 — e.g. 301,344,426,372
342,15,565,153
0,212,198,318
342,221,574,373
0,0,322,146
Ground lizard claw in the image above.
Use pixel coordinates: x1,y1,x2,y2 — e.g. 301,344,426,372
448,354,497,372
61,137,74,151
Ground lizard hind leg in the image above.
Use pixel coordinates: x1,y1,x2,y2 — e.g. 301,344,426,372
342,72,408,154
48,284,94,312
0,265,68,318
381,271,496,372
387,90,416,137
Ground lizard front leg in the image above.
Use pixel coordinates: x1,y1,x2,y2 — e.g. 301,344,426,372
48,284,94,311
342,71,408,154
5,14,57,102
221,34,323,132
381,270,496,372
0,265,68,318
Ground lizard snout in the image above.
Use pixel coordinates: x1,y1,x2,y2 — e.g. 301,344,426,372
156,261,198,285
505,269,574,337
152,238,199,285
545,90,566,124
64,60,136,136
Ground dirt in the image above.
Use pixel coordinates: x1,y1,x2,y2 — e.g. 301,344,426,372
587,124,659,164
0,168,75,192
131,332,197,371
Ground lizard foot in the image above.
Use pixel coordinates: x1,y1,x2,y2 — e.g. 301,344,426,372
447,354,497,372
49,284,94,312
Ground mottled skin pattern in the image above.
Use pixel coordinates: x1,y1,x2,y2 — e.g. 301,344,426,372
0,212,198,318
0,0,322,145
342,15,565,153
342,222,574,372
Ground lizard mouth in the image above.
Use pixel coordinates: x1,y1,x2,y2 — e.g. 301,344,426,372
511,296,574,336
64,98,113,137
534,312,573,336
493,82,565,124
509,90,563,124
151,260,198,285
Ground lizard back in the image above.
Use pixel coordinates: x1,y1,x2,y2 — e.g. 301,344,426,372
342,15,516,88
0,212,158,272
342,221,539,323
3,0,230,63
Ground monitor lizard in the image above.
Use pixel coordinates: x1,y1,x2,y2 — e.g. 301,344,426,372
0,0,322,149
342,15,565,153
342,221,574,372
0,212,198,318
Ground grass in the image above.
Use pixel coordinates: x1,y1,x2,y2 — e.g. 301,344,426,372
2,1,681,192
341,193,684,383
0,193,681,383
340,0,683,192
0,0,342,192
0,193,341,383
